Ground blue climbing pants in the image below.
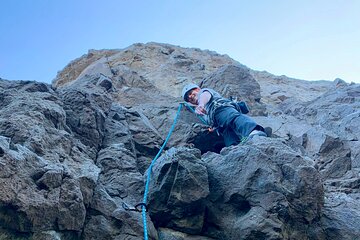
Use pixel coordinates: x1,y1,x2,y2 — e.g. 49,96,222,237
214,106,258,146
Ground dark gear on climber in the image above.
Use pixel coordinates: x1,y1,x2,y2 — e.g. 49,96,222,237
182,83,269,146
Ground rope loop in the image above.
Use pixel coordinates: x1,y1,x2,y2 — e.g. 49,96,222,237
122,202,148,212
135,203,148,212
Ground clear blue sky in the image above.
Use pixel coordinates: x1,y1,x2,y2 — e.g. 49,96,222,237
1,0,359,84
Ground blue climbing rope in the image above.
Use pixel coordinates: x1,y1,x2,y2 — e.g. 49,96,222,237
141,102,216,239
182,102,208,125
141,103,183,240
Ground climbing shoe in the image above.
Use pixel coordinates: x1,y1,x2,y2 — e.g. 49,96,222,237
249,130,267,138
264,127,272,137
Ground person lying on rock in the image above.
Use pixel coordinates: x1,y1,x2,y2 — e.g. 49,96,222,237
182,83,270,146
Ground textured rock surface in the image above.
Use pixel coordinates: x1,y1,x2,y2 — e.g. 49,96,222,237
204,138,323,239
0,42,359,239
201,65,266,116
148,147,209,234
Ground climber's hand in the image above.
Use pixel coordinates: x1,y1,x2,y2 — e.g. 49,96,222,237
195,105,206,115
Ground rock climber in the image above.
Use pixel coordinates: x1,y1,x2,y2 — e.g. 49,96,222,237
182,83,269,146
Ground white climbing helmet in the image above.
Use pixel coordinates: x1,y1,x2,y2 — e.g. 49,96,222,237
181,83,199,101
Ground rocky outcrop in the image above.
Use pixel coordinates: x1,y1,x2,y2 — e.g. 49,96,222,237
201,65,266,115
0,80,100,239
148,147,209,234
53,43,238,98
204,138,323,239
53,49,120,87
0,42,359,239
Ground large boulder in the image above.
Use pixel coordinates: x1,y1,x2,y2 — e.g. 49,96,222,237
148,147,209,234
201,64,266,116
203,138,324,239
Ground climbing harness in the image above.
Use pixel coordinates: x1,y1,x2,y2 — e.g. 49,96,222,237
229,96,250,114
209,98,249,121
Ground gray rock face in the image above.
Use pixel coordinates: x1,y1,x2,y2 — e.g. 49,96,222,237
201,65,266,115
321,192,360,239
148,147,209,234
204,138,323,239
0,42,359,239
0,80,99,238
